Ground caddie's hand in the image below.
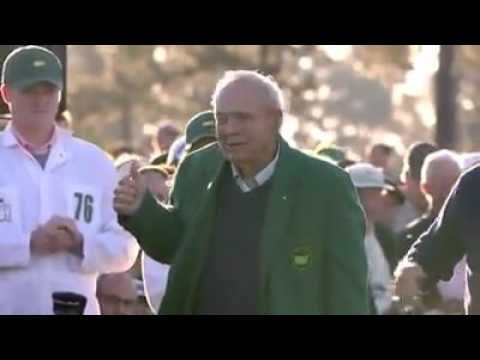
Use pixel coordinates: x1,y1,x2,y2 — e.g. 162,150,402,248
30,226,56,255
51,217,84,256
30,216,81,255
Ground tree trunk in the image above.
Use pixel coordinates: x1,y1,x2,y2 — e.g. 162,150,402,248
435,45,457,149
259,45,271,74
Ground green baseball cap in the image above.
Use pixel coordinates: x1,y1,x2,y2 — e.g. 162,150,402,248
150,152,168,166
315,145,347,164
2,45,63,91
139,165,170,178
185,111,216,151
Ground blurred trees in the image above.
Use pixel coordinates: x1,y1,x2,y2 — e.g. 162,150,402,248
69,45,276,152
0,45,477,162
0,45,17,115
68,45,419,156
435,45,457,149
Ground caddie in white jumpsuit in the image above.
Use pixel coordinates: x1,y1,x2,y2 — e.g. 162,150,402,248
0,45,139,315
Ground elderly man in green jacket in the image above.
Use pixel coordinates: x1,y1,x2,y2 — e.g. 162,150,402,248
115,70,369,315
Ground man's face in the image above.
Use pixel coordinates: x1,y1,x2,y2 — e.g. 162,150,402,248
378,191,398,226
370,148,391,169
156,129,178,153
404,175,428,212
1,82,60,130
215,80,280,170
437,170,460,205
424,166,461,211
97,276,137,316
358,188,385,222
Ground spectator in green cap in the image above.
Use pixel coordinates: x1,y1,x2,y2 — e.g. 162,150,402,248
315,144,355,169
150,152,168,166
315,144,347,164
134,111,216,314
185,110,217,153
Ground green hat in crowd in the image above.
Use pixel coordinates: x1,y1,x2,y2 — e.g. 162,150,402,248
150,153,168,166
2,45,63,91
139,164,170,178
185,111,216,152
141,152,176,177
315,145,347,164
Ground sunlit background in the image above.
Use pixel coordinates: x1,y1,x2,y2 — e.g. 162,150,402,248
8,45,480,175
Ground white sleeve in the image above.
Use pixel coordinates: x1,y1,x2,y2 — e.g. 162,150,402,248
0,188,31,268
78,157,140,274
142,252,170,313
0,230,31,268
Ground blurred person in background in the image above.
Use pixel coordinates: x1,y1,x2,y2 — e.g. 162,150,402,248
109,145,137,160
141,110,217,314
394,150,468,314
397,150,462,260
166,136,187,167
393,142,439,234
115,152,172,311
346,163,395,315
155,121,181,155
368,143,394,171
380,181,406,228
114,153,148,282
137,162,171,314
400,150,463,314
97,273,137,315
375,181,404,273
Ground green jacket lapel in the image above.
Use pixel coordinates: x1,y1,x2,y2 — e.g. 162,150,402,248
181,140,301,314
258,139,302,313
181,151,228,313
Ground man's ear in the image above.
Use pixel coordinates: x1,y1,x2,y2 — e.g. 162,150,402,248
272,109,283,132
420,182,431,197
0,84,10,105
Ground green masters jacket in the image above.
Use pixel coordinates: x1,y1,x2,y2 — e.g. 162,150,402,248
123,138,369,315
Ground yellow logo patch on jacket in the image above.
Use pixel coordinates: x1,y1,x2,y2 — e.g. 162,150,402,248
291,246,312,271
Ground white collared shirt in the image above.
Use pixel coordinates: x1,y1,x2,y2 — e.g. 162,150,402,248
364,221,393,315
0,125,139,315
437,257,466,302
231,146,280,193
142,253,170,314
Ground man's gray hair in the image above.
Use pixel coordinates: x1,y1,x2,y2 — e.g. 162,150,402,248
211,70,286,113
421,149,462,185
